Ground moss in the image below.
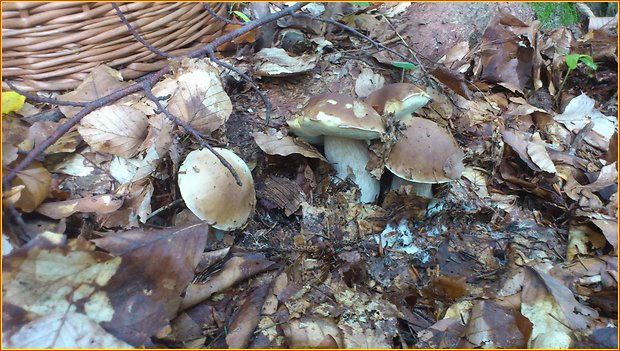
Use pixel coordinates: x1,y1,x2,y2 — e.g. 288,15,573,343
529,2,579,29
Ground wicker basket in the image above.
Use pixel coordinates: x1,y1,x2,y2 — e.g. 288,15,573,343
2,2,228,91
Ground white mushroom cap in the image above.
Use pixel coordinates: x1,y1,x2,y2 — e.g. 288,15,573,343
178,148,256,230
287,93,385,144
387,117,464,184
366,83,430,121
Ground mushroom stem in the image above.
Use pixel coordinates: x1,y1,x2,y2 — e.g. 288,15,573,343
323,135,380,203
391,175,433,198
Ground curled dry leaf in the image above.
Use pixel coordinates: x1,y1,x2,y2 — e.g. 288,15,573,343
182,253,275,310
254,48,318,77
36,194,123,219
225,283,272,348
590,219,618,253
461,167,490,199
459,300,531,348
5,312,132,348
165,59,232,134
58,65,132,118
282,317,343,348
78,105,148,158
354,67,385,98
11,160,52,212
526,132,557,173
254,129,327,161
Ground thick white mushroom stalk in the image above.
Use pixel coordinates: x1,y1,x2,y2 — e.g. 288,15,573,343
324,135,379,203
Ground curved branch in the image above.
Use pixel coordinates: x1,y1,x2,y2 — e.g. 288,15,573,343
204,3,246,25
112,2,173,59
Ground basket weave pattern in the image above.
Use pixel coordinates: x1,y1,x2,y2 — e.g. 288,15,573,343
2,2,227,91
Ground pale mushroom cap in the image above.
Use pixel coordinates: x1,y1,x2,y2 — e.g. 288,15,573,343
287,93,385,144
365,83,430,119
387,117,464,183
178,148,256,230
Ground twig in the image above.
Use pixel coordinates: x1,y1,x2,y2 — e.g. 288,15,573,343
112,3,172,59
5,81,87,107
291,12,422,69
2,69,169,189
204,3,246,25
379,15,428,75
142,83,243,186
145,198,183,221
3,3,309,189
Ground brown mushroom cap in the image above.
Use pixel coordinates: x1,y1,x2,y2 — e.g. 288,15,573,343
178,148,256,230
287,93,385,144
365,83,430,119
387,117,464,183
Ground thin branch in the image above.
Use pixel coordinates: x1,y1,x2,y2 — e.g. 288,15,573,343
112,3,173,59
5,81,88,107
2,69,169,189
141,83,243,186
204,3,245,25
205,48,272,123
292,12,423,69
2,3,308,188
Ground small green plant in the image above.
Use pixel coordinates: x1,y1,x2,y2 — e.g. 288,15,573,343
231,10,251,23
556,53,597,102
530,2,579,29
391,61,418,82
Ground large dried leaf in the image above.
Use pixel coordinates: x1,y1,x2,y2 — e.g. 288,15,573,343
2,232,121,331
167,78,231,134
459,300,531,348
182,253,275,310
93,223,209,347
254,48,318,77
521,266,599,348
58,65,131,118
225,283,272,348
4,312,132,348
554,93,617,150
78,105,148,158
355,67,385,98
11,160,52,212
254,130,326,161
282,317,343,348
526,132,557,173
36,195,123,219
590,219,618,253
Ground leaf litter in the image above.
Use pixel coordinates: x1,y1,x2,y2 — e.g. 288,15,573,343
2,3,618,349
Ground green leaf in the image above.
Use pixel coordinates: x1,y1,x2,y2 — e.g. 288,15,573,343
565,53,580,70
348,2,370,6
392,61,417,70
231,10,251,22
578,55,598,70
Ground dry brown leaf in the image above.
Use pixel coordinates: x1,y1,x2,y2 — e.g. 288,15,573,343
5,312,132,348
521,266,599,348
78,105,148,158
254,48,318,77
167,78,231,135
461,167,490,199
97,180,153,228
567,224,608,260
11,160,51,212
93,222,210,347
36,195,123,219
501,129,540,171
459,300,531,348
354,67,385,98
527,132,557,173
225,283,272,348
282,317,343,348
2,232,122,335
182,253,275,310
254,130,327,161
58,65,132,118
590,219,618,253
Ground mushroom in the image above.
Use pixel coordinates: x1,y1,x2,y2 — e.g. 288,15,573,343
287,93,385,203
365,83,431,122
386,117,464,198
178,147,256,230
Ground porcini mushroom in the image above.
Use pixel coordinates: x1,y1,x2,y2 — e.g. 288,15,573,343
365,83,431,122
178,148,256,230
287,93,385,203
386,117,464,198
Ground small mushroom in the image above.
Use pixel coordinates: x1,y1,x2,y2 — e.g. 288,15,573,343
386,117,464,198
178,148,256,230
365,83,431,121
288,93,385,203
